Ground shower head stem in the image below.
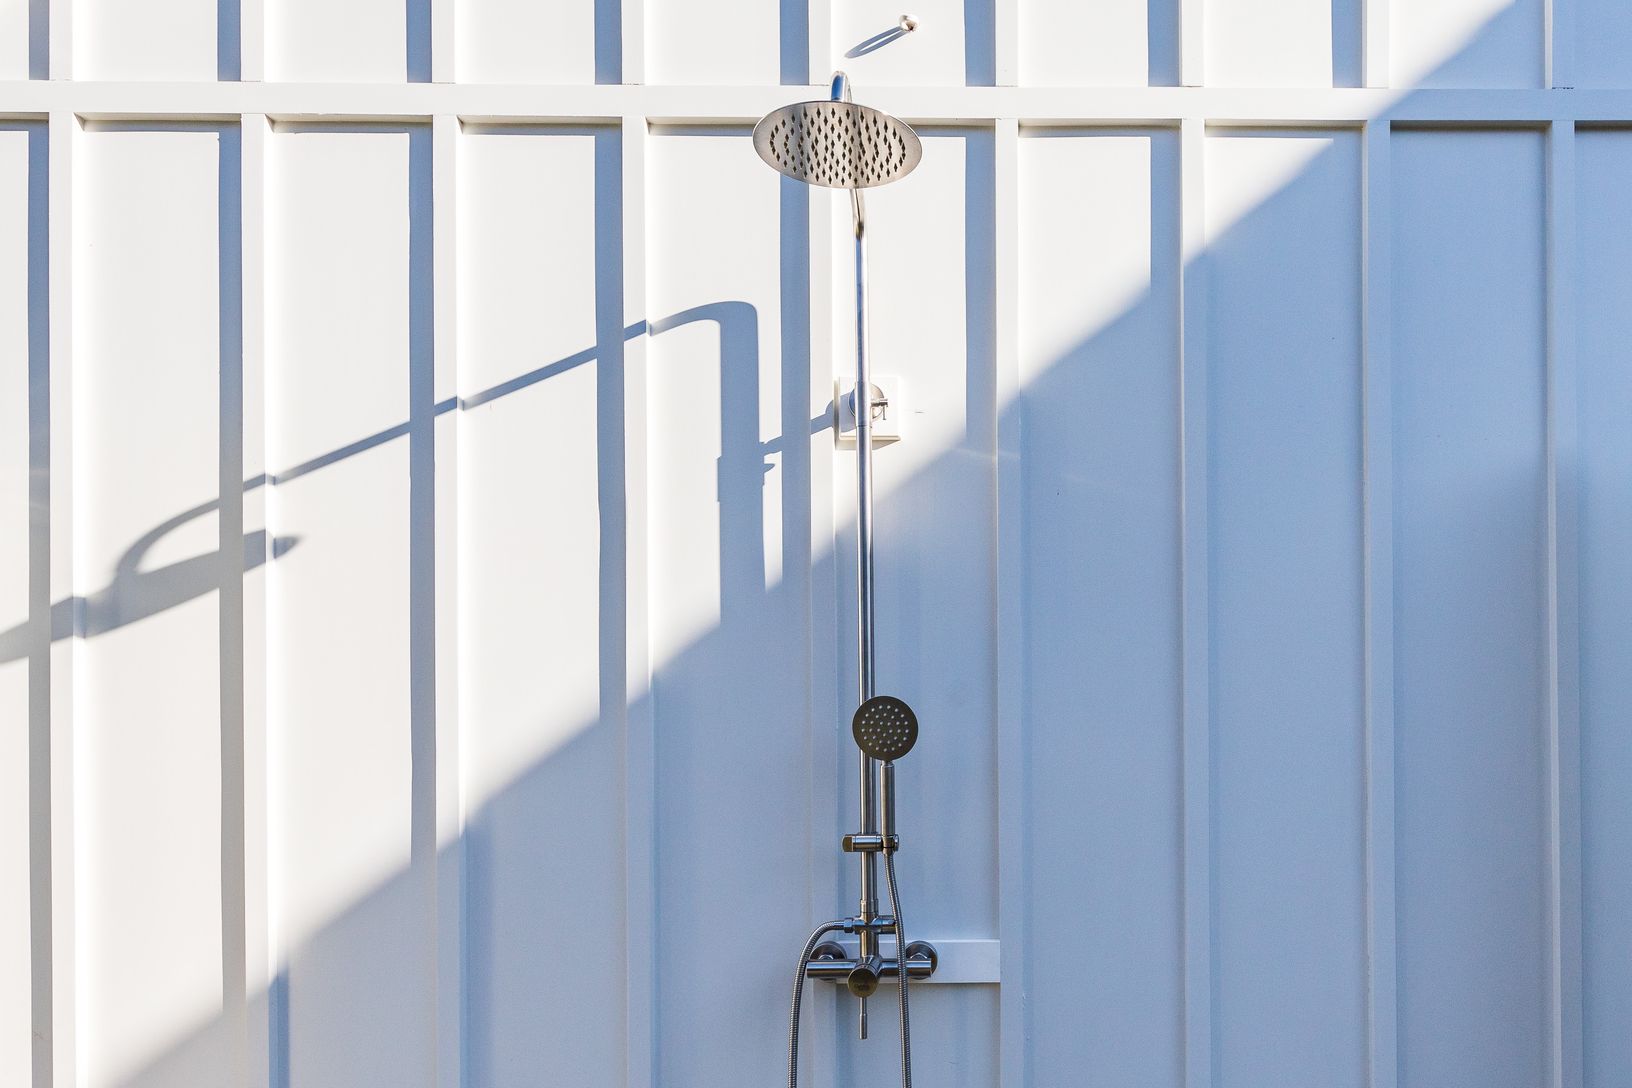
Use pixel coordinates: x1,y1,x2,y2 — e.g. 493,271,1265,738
828,71,866,236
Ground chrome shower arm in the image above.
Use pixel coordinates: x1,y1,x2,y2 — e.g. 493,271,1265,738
829,70,868,238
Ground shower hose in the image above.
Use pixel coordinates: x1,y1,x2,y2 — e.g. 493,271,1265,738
785,847,913,1088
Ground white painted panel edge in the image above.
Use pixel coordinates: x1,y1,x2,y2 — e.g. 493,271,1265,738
49,0,70,78
431,111,463,1088
216,116,249,1088
1182,0,1203,86
15,119,48,1088
13,84,1632,127
45,107,75,1088
1544,118,1583,1088
1547,0,1573,89
1361,117,1398,1088
238,111,269,1088
1366,0,1390,87
623,0,643,85
623,113,654,1088
1178,114,1211,1088
996,0,1018,86
241,0,264,81
992,114,1026,1088
432,0,454,82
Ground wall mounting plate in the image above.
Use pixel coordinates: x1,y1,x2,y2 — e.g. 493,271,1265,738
835,374,904,447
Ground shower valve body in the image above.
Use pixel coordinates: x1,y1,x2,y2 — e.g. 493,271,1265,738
805,943,939,987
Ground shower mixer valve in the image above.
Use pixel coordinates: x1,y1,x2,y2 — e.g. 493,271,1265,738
804,694,939,1001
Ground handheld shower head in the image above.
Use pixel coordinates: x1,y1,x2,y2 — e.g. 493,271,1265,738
852,695,918,762
752,100,922,190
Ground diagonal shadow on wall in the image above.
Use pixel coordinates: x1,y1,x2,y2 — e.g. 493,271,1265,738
10,5,1601,1087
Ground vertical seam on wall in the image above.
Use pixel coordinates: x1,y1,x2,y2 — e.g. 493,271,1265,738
218,116,249,1088
238,111,270,1088
1178,113,1212,1088
402,119,440,1086
44,107,76,1088
621,112,655,1088
25,116,50,1088
430,112,464,1088
1360,116,1398,1088
262,117,287,1088
992,115,1026,1088
405,119,439,1085
1544,117,1584,1088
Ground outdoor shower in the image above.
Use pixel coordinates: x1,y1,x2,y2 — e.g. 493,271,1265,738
754,73,936,1088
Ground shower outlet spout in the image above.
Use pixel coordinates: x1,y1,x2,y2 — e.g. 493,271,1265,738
806,944,939,988
807,914,938,995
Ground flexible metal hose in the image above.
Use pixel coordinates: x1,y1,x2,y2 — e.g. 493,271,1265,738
885,849,912,1088
788,919,847,1088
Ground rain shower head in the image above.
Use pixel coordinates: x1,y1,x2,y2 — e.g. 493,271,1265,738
852,695,918,762
752,86,921,190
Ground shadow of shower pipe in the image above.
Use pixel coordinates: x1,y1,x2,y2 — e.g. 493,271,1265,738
845,25,913,60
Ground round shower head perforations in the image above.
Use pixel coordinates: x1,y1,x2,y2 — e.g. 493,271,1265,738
752,100,922,190
852,695,918,762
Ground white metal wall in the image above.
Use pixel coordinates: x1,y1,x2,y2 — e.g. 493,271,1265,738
4,2,1632,1087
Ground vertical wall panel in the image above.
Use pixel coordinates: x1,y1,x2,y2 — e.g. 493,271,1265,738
646,128,809,1086
76,0,218,80
0,126,32,1088
1018,130,1182,1088
267,124,432,1088
1575,128,1632,1088
455,0,601,84
1575,3,1632,88
0,0,29,78
645,2,779,85
1391,0,1542,88
1018,0,1155,86
76,124,228,1088
1392,128,1547,1088
268,0,424,82
456,126,622,1088
9,13,1632,1088
833,127,999,1087
1206,0,1332,85
1205,130,1366,1088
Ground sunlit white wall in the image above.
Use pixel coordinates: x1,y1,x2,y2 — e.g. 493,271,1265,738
4,2,1632,1088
